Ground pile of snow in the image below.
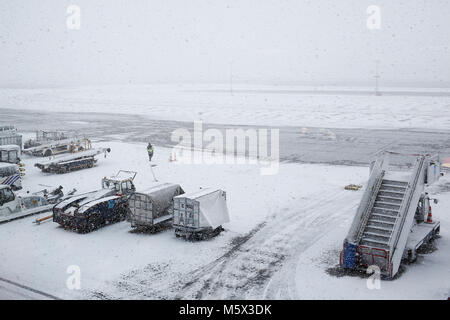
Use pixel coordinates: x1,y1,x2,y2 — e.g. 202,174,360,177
0,139,448,299
0,140,367,299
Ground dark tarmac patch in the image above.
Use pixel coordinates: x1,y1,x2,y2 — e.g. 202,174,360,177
325,264,406,280
416,236,440,254
326,265,370,279
3,108,450,167
322,248,407,280
128,220,172,234
229,222,266,249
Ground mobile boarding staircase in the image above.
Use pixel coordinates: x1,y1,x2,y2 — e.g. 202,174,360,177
340,153,442,279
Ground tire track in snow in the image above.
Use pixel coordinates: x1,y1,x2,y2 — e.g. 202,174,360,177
172,190,360,299
0,277,61,300
94,189,361,299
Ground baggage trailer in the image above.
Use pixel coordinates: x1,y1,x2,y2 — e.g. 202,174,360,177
172,188,229,240
128,183,184,230
34,148,111,174
24,130,67,149
340,152,442,279
23,137,92,157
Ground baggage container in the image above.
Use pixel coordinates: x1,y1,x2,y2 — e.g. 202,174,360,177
172,188,229,240
0,126,22,151
129,183,184,229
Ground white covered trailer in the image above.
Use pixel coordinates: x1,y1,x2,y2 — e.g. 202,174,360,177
128,182,184,229
172,188,229,240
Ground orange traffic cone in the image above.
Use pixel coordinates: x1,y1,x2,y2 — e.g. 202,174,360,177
426,205,433,223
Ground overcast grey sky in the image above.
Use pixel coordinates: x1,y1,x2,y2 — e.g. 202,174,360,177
0,0,449,87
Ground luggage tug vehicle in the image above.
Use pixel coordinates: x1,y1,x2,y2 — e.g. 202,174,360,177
0,184,65,224
53,171,136,233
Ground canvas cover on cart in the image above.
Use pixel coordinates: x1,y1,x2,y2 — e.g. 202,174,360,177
131,182,184,221
173,188,230,229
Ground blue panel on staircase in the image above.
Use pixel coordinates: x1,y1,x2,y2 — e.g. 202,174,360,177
343,241,357,269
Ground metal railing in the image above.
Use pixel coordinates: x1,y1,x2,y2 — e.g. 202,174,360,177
355,171,385,242
390,156,425,258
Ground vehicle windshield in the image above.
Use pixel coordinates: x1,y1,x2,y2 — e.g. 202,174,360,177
0,187,15,204
0,151,7,162
103,180,120,191
0,150,19,163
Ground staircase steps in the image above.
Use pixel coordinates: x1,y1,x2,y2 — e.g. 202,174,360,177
358,179,408,252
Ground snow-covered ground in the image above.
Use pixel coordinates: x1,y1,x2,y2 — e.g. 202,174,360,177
0,139,448,299
286,181,450,300
1,84,450,129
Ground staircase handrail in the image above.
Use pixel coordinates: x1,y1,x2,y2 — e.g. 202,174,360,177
390,156,426,255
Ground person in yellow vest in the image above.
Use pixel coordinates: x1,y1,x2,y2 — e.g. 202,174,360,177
147,142,154,161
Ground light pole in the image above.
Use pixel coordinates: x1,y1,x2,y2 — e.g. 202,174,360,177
230,59,234,96
374,60,381,96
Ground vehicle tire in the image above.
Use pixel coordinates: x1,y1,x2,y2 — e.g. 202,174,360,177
77,226,88,234
44,149,52,157
116,205,128,222
87,212,103,232
195,233,205,241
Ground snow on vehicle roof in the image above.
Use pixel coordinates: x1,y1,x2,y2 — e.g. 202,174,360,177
106,170,136,181
137,182,180,195
0,162,17,169
35,148,105,167
76,189,114,208
57,189,112,211
55,193,92,209
0,145,20,151
174,187,222,200
23,137,87,152
78,195,121,214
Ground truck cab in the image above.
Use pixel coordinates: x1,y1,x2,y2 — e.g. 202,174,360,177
0,185,19,215
53,171,137,233
101,170,136,196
